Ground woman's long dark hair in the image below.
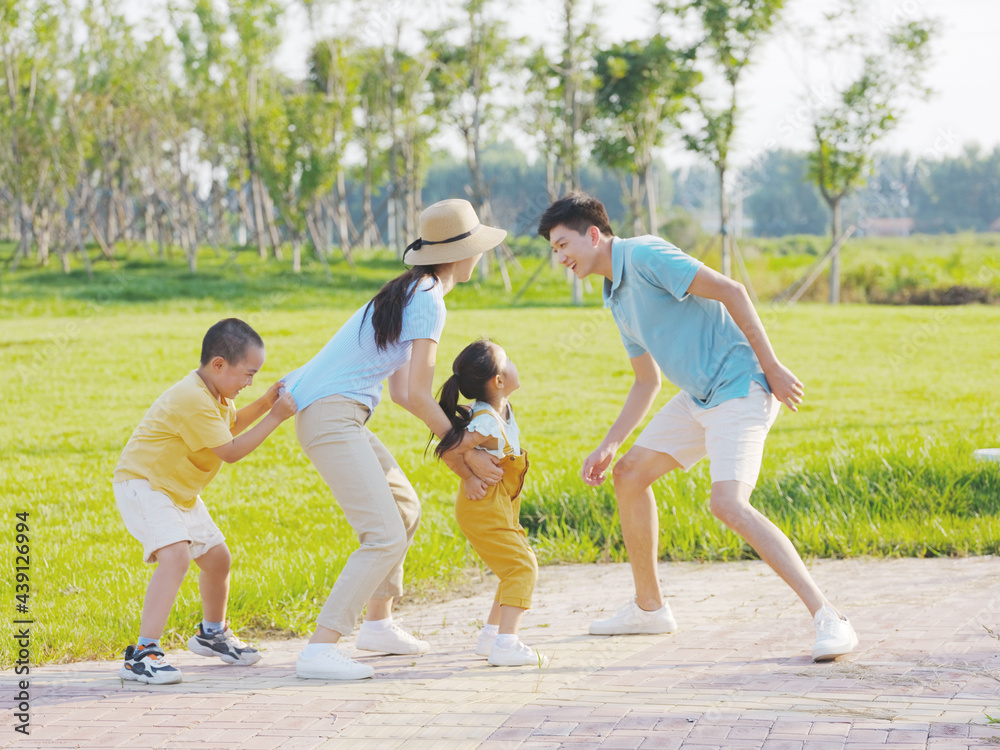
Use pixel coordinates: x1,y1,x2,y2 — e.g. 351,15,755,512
433,339,500,458
361,265,438,351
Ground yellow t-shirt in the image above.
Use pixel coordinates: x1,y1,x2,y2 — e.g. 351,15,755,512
114,371,237,509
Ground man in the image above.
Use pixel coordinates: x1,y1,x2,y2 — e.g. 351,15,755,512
538,192,857,661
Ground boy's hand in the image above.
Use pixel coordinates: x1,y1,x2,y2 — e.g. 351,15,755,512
264,380,284,408
763,362,804,412
463,476,489,501
582,444,615,487
465,450,503,485
270,391,298,421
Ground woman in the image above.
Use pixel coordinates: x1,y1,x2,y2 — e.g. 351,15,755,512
282,199,506,680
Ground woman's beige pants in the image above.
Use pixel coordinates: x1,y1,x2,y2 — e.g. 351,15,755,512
295,395,421,637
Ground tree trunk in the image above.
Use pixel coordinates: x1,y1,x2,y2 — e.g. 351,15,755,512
262,187,282,260
829,196,843,304
646,162,658,236
36,204,51,266
250,172,268,259
336,168,350,255
719,166,731,278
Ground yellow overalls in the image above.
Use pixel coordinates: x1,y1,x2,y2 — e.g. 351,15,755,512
455,409,538,609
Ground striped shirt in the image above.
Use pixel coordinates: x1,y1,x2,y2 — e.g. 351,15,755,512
283,277,447,413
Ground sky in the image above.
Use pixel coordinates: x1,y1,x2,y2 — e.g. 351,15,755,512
128,0,1000,169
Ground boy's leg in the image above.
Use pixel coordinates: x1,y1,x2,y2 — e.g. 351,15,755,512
139,541,191,641
610,446,682,611
709,481,825,615
193,543,232,624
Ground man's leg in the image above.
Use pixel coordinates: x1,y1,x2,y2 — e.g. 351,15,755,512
709,480,826,615
611,446,682,611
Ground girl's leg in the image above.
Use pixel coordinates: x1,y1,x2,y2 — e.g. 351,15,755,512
138,542,190,641
498,605,526,635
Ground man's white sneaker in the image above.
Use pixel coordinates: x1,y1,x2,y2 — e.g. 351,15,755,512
488,638,548,667
812,605,858,661
589,598,677,635
356,622,430,655
475,630,496,657
296,644,374,680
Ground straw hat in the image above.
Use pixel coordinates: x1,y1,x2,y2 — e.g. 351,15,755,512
403,199,507,266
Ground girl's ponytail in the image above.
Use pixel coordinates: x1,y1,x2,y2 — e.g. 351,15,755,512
435,374,472,457
430,339,501,459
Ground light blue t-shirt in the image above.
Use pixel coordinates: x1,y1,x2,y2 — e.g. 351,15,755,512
283,277,447,413
603,236,769,409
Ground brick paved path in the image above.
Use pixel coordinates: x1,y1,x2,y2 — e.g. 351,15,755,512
3,557,1000,749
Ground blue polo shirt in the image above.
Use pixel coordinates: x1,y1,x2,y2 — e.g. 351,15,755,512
603,236,769,409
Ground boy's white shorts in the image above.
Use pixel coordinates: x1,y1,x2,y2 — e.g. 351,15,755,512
634,381,781,487
114,478,226,563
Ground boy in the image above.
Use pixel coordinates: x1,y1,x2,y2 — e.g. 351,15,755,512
537,192,857,661
113,318,297,684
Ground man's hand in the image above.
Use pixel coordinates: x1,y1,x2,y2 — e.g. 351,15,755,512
582,443,616,487
465,449,503,485
270,391,298,421
763,362,804,412
463,476,489,501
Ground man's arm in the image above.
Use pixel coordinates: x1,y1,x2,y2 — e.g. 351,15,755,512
232,381,283,435
212,392,297,464
686,265,803,411
582,351,661,486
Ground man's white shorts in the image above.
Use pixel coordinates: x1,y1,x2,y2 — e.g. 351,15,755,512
113,478,226,563
634,382,781,487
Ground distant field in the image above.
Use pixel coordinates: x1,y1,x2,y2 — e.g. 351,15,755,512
1,244,998,665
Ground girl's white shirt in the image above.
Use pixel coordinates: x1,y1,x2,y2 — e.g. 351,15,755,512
466,400,521,458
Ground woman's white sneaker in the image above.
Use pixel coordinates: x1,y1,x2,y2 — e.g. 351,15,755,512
296,644,374,680
589,598,677,635
356,621,430,655
488,638,547,667
812,605,858,661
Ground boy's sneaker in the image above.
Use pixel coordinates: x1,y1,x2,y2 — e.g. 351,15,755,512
488,638,548,667
356,621,430,655
296,644,375,680
589,598,677,635
119,644,182,685
812,605,858,661
187,623,261,666
475,630,497,657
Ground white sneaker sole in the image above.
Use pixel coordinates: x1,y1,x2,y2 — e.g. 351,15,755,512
355,637,429,655
589,618,677,635
118,666,182,685
296,664,375,680
813,633,859,662
488,653,550,667
187,637,261,665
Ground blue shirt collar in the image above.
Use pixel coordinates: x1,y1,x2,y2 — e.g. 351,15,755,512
603,237,625,306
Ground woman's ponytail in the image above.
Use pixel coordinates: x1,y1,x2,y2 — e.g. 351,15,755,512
362,265,438,352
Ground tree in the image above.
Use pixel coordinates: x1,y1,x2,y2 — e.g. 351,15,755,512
743,149,826,236
808,1,933,301
660,0,786,277
592,34,699,235
427,0,518,283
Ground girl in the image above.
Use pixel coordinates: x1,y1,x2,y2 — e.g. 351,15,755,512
282,200,506,680
436,339,544,667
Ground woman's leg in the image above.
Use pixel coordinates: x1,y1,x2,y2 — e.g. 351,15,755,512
296,398,409,642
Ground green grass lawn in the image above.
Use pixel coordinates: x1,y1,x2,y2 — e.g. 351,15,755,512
1,247,998,665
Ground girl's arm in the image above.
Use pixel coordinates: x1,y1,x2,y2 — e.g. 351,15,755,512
404,338,504,485
232,380,283,435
